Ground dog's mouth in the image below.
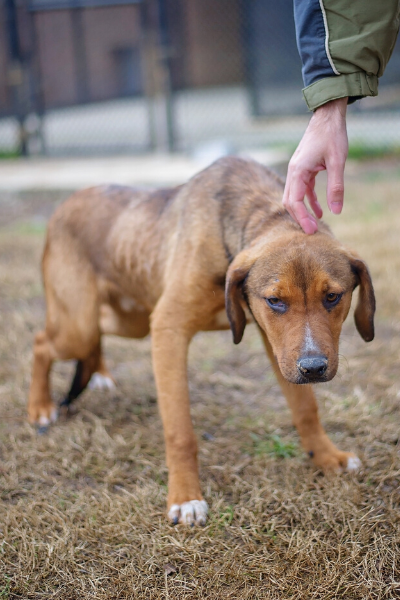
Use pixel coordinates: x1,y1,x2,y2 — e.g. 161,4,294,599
292,372,330,385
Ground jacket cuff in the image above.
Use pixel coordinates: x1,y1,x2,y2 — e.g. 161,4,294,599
303,72,378,111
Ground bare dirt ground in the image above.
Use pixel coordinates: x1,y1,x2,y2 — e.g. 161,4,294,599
1,160,400,599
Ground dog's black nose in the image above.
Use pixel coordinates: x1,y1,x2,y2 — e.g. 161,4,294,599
297,356,328,380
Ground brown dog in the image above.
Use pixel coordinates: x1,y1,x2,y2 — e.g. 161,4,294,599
28,157,375,525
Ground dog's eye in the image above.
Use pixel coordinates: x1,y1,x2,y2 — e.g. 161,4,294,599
266,297,287,313
325,292,342,308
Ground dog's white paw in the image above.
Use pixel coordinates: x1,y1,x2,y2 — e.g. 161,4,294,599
345,455,361,472
36,407,58,433
88,373,116,391
38,407,58,427
168,500,208,526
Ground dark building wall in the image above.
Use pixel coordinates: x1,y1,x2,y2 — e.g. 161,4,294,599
35,10,76,106
0,0,246,114
83,5,142,100
184,0,244,88
0,0,245,114
35,5,142,107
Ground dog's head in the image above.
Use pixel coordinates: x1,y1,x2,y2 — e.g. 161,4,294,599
225,231,375,384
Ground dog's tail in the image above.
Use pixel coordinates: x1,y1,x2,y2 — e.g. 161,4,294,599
60,360,86,408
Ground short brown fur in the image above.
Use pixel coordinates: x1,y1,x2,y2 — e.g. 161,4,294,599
28,157,375,523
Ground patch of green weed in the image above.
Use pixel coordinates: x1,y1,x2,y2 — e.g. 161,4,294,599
249,432,298,459
218,504,234,526
0,577,10,599
209,504,235,531
0,150,20,159
8,220,47,235
347,144,400,160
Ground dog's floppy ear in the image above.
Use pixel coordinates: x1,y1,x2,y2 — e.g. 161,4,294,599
350,257,375,342
225,262,251,344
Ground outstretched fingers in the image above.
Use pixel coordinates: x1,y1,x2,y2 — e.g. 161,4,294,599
306,179,323,219
326,158,345,215
283,97,348,233
283,172,319,235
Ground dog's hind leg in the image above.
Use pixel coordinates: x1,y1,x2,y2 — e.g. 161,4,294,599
29,241,105,427
28,330,58,431
260,330,361,473
28,329,105,428
87,352,116,392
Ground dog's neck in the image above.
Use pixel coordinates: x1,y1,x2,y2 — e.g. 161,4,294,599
221,201,298,262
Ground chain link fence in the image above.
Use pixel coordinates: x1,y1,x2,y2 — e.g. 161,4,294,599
0,0,399,156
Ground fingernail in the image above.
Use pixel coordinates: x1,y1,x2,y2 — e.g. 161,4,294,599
330,202,342,215
308,218,317,234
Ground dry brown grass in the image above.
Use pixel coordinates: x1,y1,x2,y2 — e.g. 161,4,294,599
1,161,400,599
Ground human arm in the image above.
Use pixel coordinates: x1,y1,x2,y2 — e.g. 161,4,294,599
284,0,400,233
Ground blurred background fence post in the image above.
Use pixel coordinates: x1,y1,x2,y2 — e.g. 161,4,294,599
141,0,176,153
5,0,29,155
0,0,399,157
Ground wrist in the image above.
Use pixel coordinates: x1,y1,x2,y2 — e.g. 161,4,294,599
314,97,348,119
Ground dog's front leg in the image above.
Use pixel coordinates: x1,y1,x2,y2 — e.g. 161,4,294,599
151,315,207,526
260,331,361,473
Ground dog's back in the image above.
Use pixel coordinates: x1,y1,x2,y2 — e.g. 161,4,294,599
44,158,288,306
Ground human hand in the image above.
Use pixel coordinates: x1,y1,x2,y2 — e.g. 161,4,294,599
282,97,349,234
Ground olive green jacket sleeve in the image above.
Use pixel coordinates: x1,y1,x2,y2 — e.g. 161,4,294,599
294,0,400,110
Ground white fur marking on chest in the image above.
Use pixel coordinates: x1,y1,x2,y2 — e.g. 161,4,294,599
303,323,320,353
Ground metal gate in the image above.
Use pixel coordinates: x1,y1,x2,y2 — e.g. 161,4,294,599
0,0,399,156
